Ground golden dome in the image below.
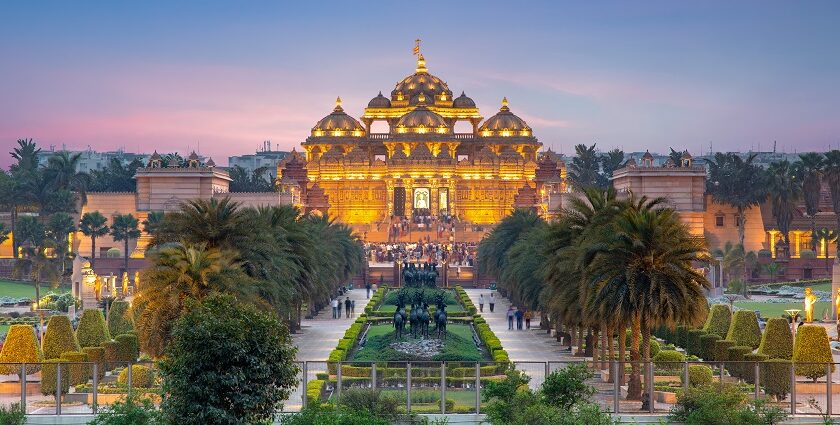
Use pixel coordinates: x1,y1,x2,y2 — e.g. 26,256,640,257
368,91,391,108
395,94,449,134
452,91,476,108
312,97,365,137
478,97,532,137
391,54,452,102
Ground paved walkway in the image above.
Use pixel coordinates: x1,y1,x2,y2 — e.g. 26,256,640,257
292,287,372,361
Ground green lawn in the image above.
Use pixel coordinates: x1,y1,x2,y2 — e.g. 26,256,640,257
0,324,8,338
734,301,831,319
377,304,465,313
351,323,486,362
0,279,69,300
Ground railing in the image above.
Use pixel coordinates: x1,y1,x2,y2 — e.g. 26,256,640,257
3,360,840,416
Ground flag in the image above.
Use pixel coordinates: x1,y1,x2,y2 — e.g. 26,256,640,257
413,39,420,56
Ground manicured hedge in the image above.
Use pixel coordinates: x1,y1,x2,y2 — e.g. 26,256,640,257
82,346,106,379
742,353,769,384
727,346,753,378
681,364,713,387
758,317,793,360
117,364,156,388
699,334,721,361
42,315,80,360
675,325,689,348
726,310,761,349
703,304,732,339
653,350,685,371
59,351,90,385
306,379,325,404
76,309,111,349
107,301,135,336
114,333,140,362
714,340,736,362
793,324,834,382
686,329,706,357
40,359,69,396
762,359,791,400
0,325,42,375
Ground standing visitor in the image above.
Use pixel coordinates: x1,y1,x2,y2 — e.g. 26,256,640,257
507,307,515,330
524,310,532,329
489,293,496,313
331,298,338,319
336,299,342,319
479,294,485,312
366,281,372,299
345,297,352,318
515,307,523,330
351,299,356,317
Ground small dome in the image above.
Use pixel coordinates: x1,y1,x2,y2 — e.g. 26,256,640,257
368,91,391,108
452,91,476,108
391,54,452,101
312,97,365,137
478,97,532,137
681,150,693,160
206,157,216,167
396,95,449,133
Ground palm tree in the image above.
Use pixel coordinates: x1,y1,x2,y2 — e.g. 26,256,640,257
824,150,840,243
706,153,768,247
767,160,802,257
477,209,544,283
150,198,248,249
796,153,825,251
764,262,784,283
110,214,141,273
43,151,90,204
568,143,601,189
598,148,625,187
0,223,8,249
712,242,746,296
79,212,109,269
813,228,838,271
14,216,50,302
8,139,42,258
47,212,76,278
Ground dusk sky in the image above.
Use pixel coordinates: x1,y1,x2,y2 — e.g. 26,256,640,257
1,1,839,168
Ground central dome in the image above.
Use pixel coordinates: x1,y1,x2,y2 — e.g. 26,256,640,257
391,54,452,102
395,94,449,134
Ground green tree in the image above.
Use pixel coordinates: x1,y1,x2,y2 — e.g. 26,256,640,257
47,212,76,277
88,158,144,192
712,242,747,297
141,211,165,242
0,222,9,247
706,152,768,247
598,148,625,187
229,165,274,192
14,216,57,302
43,151,89,204
568,143,601,189
110,214,140,273
825,150,840,245
795,153,825,251
159,294,299,424
813,228,838,271
79,211,109,269
764,262,784,283
8,139,43,258
767,160,802,257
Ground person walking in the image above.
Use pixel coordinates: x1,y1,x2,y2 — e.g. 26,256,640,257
507,307,515,330
331,298,338,319
478,294,485,313
524,309,532,330
489,293,496,313
351,299,356,317
366,282,372,299
515,308,523,330
336,299,342,319
345,297,352,318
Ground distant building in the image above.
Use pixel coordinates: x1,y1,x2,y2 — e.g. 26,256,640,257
228,141,289,180
38,146,149,173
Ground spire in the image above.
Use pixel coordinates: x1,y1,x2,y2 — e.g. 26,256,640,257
334,96,343,112
500,97,510,111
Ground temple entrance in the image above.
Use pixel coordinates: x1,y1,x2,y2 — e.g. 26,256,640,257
393,187,406,217
413,188,430,210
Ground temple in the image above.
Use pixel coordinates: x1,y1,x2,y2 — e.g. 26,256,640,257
277,51,566,239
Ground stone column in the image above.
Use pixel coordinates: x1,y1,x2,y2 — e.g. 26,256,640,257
405,179,414,219
386,179,395,218
430,179,439,214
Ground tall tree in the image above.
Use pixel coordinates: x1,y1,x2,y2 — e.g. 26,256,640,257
598,148,625,187
141,211,166,243
0,222,8,246
668,148,684,167
229,165,274,192
706,153,768,247
88,158,143,192
110,214,141,273
795,153,825,251
14,216,55,302
712,242,746,296
79,212,109,269
824,150,840,245
8,139,42,258
568,144,601,189
43,151,90,204
47,212,76,277
767,160,802,256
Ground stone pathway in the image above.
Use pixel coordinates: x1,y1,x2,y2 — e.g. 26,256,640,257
292,287,372,361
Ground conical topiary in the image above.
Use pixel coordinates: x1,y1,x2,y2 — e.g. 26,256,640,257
793,324,834,382
725,310,761,349
108,300,135,336
76,309,112,348
0,325,43,375
758,317,793,360
42,315,80,360
703,304,732,339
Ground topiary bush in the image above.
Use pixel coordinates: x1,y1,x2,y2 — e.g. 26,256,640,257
42,315,80,360
726,310,761,349
117,364,156,388
742,353,768,385
680,364,714,387
108,301,135,336
59,351,90,386
686,329,706,357
793,324,835,382
675,325,689,348
0,325,42,375
699,334,721,361
40,359,69,396
703,304,732,339
762,359,792,401
76,309,111,349
714,340,736,362
82,346,106,379
306,379,325,405
726,346,753,378
114,333,140,362
653,350,685,371
649,339,661,358
758,317,793,360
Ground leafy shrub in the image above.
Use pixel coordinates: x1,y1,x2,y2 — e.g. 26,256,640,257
758,317,793,360
675,325,689,348
82,346,106,379
762,359,792,401
668,383,788,425
281,404,391,425
59,351,90,385
337,388,401,421
306,380,325,405
727,346,753,378
40,359,69,396
77,309,111,348
714,340,736,362
680,364,714,388
108,300,135,336
793,324,835,382
541,363,595,410
703,304,732,339
118,364,156,388
87,396,162,425
726,310,761,349
0,325,42,374
42,315,80,360
742,353,768,384
115,333,140,362
800,249,816,259
0,403,25,425
649,339,661,358
653,350,686,371
686,329,706,357
699,334,721,361
104,341,121,368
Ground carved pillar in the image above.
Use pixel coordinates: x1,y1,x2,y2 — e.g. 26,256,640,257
405,179,414,219
448,179,457,219
430,179,439,214
386,179,395,218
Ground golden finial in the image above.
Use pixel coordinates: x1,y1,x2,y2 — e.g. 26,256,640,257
334,96,343,111
416,53,427,73
502,97,509,107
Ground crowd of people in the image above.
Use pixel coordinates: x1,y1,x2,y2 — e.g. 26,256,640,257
381,213,459,242
330,296,357,319
364,241,477,266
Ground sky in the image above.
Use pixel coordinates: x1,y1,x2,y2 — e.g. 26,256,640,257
1,1,839,168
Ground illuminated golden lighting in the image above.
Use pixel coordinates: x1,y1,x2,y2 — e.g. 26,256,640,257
501,129,511,137
417,126,427,134
333,129,344,137
435,126,446,134
397,125,407,134
520,130,530,136
440,94,447,101
313,129,325,137
352,129,363,137
481,129,492,137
